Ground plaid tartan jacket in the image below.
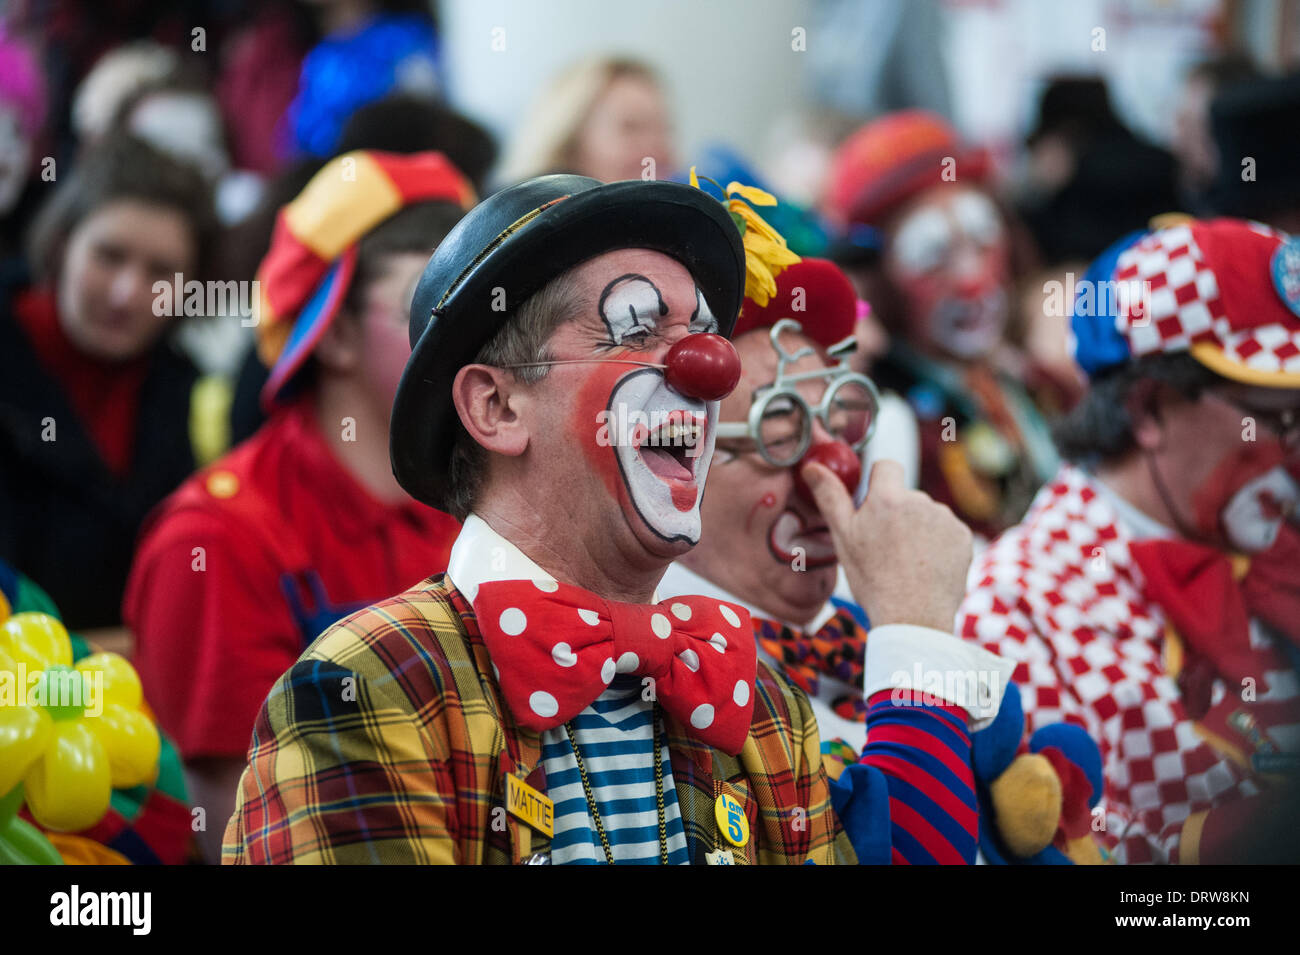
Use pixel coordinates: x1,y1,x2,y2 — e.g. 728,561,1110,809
223,574,856,865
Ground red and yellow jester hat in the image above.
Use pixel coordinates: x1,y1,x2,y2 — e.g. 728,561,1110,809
255,149,475,409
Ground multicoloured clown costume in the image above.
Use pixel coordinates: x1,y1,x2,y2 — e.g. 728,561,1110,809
225,174,859,864
959,218,1300,863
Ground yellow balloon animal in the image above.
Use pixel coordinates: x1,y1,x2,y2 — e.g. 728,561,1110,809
0,610,160,863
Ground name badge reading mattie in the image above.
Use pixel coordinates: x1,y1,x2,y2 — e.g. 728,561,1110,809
505,773,554,838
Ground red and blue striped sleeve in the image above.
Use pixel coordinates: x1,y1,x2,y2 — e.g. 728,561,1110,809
859,689,977,864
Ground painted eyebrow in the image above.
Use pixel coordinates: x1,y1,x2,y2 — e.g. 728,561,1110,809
689,288,718,329
598,274,668,319
596,273,672,344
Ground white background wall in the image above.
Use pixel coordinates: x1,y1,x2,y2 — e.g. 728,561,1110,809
438,0,817,173
437,0,1276,182
943,0,1221,153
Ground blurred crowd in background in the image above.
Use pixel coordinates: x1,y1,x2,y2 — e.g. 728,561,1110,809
4,0,1297,626
1,0,1298,863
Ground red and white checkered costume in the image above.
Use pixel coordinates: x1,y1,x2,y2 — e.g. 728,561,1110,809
958,463,1300,863
1101,219,1300,384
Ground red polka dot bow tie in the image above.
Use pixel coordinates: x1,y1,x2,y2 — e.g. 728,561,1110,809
472,579,757,754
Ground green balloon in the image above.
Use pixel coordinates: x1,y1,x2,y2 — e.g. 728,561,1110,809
0,786,63,865
33,665,87,721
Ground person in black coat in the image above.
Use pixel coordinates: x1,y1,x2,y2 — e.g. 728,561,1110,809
0,132,217,633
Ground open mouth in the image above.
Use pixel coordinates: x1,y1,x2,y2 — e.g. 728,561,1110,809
605,367,715,542
947,298,994,333
635,411,705,483
769,509,837,568
941,290,1007,335
633,411,705,512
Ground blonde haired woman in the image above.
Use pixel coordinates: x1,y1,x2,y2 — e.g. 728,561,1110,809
499,55,676,185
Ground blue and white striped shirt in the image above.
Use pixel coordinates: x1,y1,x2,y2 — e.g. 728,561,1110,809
540,676,689,865
444,515,690,865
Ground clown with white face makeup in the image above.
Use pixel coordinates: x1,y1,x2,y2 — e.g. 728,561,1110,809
230,173,894,865
887,188,1010,361
660,257,1017,864
825,111,1059,540
227,174,1021,865
596,277,722,544
605,364,715,542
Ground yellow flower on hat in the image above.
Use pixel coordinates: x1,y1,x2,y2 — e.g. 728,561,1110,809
691,167,801,307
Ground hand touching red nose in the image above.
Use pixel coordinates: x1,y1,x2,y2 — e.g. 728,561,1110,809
793,440,861,506
802,457,973,632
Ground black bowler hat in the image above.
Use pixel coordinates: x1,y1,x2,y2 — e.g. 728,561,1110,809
390,174,746,511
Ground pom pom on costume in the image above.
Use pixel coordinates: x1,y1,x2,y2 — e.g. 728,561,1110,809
988,753,1061,856
733,257,858,349
971,683,1110,864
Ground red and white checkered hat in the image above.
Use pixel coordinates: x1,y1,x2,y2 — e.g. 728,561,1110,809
1074,217,1300,387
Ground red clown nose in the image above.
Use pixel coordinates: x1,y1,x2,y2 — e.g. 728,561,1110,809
664,333,742,401
794,441,862,507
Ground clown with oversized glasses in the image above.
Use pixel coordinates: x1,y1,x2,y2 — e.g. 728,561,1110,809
714,318,881,469
659,258,1015,864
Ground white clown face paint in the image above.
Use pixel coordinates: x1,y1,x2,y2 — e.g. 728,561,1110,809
887,186,1011,361
606,367,718,545
1221,465,1300,552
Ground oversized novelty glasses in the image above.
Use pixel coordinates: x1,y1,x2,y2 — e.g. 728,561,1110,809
714,319,882,467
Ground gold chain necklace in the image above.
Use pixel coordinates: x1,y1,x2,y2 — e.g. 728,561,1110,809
563,704,669,865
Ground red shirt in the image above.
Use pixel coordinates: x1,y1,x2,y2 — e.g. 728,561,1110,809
124,398,460,760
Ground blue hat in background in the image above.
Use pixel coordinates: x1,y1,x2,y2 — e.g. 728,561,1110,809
1068,228,1147,379
290,13,441,159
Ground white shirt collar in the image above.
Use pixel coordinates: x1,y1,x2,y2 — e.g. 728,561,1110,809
445,514,556,605
658,560,840,632
446,513,662,604
1086,471,1177,541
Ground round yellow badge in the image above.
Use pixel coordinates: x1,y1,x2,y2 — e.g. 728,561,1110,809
714,792,749,848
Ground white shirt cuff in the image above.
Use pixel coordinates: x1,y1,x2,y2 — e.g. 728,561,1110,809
863,624,1016,732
